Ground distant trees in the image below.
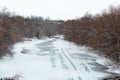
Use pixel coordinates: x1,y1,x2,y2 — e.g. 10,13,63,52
62,5,120,62
0,7,62,57
1,5,120,63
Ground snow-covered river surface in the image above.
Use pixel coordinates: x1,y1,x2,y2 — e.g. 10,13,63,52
0,36,119,80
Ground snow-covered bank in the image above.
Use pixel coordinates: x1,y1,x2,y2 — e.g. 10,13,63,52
0,35,120,80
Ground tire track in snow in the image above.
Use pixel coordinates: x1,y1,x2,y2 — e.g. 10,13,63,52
66,49,90,73
61,48,77,71
61,48,82,80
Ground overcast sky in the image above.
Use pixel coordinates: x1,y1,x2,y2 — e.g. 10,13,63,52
0,0,119,20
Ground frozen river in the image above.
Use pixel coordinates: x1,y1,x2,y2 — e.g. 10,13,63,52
0,36,119,80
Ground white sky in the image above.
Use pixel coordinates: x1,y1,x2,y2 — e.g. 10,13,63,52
0,0,119,20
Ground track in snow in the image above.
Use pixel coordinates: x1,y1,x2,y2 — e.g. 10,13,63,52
61,48,82,80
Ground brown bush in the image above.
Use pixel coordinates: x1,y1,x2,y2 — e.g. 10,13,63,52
62,5,120,62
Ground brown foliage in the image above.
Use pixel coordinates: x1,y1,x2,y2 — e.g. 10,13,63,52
62,5,120,62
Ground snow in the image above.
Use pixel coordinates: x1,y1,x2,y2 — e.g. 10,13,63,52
0,35,120,80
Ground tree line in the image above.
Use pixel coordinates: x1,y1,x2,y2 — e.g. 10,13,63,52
61,5,120,63
0,5,120,63
0,8,63,57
